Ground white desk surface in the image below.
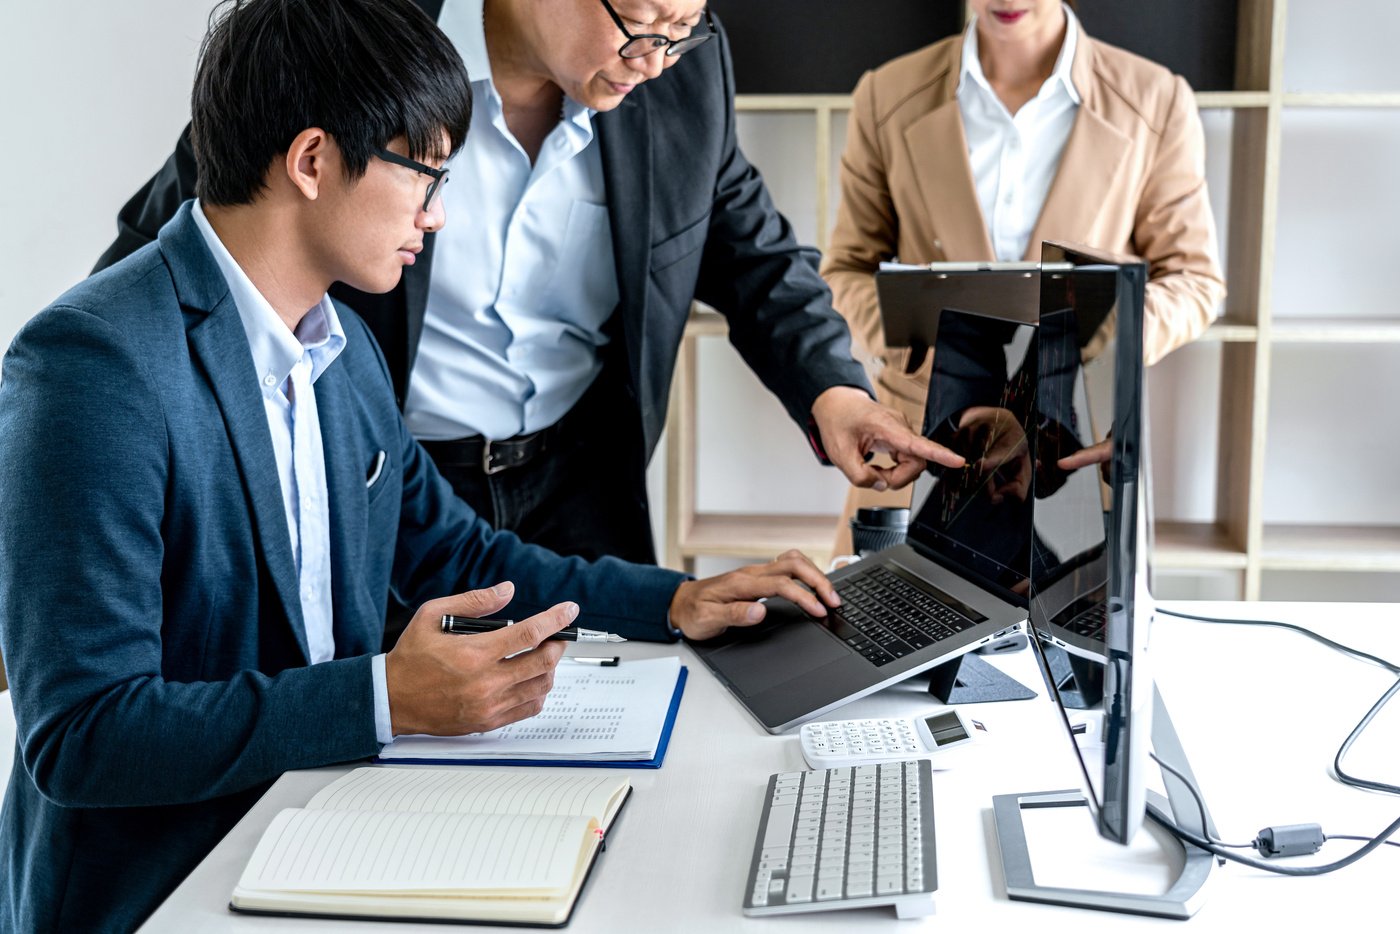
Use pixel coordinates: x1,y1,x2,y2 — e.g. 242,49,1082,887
140,601,1400,932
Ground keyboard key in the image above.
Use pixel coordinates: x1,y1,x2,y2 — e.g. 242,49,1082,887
762,803,795,849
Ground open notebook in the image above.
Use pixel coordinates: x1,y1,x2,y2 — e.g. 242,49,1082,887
230,767,631,927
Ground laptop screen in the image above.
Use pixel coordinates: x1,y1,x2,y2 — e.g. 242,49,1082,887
907,308,1039,606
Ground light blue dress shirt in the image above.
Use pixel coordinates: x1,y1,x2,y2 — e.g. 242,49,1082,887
404,0,618,441
192,203,395,744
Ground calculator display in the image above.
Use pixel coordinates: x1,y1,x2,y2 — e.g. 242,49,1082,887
922,711,969,747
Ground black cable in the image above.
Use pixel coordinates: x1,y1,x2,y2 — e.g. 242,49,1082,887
1326,834,1400,849
1148,752,1254,849
1331,674,1400,796
1149,809,1400,876
1152,606,1400,868
1155,607,1400,674
1158,606,1400,796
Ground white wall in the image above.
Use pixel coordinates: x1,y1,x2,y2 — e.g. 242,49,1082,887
0,1,212,351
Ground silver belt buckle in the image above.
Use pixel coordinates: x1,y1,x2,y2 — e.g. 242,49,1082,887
481,439,507,476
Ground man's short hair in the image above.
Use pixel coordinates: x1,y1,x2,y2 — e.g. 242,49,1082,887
191,0,472,206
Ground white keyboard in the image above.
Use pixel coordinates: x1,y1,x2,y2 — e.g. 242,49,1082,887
742,760,937,919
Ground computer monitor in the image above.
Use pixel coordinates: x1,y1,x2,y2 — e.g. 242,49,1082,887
990,243,1220,918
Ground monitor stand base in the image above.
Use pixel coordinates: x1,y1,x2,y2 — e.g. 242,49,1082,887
991,790,1216,919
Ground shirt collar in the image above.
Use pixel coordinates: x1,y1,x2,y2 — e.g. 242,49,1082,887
960,3,1082,106
190,200,346,396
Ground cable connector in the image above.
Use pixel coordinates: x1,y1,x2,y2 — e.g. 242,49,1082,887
1253,824,1324,858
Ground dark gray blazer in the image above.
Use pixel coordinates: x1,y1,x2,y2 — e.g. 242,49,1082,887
94,8,873,511
0,204,685,933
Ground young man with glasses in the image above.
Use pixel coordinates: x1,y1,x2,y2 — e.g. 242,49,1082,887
96,0,963,593
0,2,844,930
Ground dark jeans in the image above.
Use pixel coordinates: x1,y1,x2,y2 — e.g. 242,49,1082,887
382,403,655,649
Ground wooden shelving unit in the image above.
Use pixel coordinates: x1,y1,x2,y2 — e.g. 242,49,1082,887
663,0,1398,598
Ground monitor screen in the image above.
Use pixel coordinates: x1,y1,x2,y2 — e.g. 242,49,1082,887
1027,245,1152,845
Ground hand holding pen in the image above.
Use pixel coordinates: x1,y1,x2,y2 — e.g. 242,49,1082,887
441,615,627,643
383,581,574,737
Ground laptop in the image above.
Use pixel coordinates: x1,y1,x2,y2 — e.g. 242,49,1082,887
693,304,1042,734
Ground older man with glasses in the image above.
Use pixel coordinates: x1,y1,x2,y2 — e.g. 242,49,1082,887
97,0,962,616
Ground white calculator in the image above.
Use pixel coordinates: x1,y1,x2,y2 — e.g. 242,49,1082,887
799,709,982,770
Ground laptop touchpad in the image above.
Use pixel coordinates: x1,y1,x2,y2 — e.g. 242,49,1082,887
706,606,849,697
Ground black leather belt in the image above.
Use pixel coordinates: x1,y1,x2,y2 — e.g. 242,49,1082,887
421,426,555,476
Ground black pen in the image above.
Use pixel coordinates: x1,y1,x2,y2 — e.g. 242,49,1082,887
440,615,628,643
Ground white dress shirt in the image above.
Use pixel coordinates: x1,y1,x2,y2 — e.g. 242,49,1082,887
958,5,1081,262
192,203,394,744
405,0,618,441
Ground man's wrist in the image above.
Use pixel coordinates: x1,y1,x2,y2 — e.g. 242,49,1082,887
805,384,877,465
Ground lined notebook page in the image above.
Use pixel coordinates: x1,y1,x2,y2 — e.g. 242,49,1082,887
238,809,590,894
306,767,622,819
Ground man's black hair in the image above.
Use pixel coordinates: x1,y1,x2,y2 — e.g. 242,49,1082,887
191,0,472,206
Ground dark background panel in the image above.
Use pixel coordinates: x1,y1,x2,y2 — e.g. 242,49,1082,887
1075,0,1238,92
709,0,962,95
710,1,1240,95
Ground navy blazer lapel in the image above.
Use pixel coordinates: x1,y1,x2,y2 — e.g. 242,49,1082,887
597,94,653,401
312,358,380,658
158,205,311,663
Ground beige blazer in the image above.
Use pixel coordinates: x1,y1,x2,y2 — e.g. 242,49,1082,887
823,30,1226,410
821,30,1226,552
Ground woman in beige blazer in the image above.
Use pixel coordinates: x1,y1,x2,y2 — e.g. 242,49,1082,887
824,0,1226,554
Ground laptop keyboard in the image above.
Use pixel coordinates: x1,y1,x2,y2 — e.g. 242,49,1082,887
823,566,985,667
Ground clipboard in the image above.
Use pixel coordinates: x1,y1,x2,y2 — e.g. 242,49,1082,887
875,261,1057,372
373,665,688,770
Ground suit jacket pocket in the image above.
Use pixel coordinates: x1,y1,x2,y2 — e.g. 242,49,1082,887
366,450,397,506
650,211,711,273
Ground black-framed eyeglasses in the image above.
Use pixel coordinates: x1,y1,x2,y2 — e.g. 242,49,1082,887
598,0,715,59
373,147,449,212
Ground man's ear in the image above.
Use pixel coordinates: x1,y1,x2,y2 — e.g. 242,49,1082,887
283,127,333,201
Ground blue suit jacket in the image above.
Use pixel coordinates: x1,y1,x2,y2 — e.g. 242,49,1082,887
0,204,685,933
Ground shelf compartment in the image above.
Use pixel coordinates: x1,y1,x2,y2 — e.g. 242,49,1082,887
1270,318,1400,343
1195,91,1271,109
676,513,839,561
1155,521,1249,570
1260,524,1400,571
1199,318,1259,342
734,92,1274,115
1282,93,1400,108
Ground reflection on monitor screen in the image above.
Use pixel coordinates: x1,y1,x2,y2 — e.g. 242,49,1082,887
912,308,1038,605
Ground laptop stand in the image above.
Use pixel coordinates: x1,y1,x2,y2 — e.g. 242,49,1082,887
925,653,1037,704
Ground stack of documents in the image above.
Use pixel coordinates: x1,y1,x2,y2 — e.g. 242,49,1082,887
377,655,687,768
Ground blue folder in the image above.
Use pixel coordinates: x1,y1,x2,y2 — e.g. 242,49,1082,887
374,666,688,770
